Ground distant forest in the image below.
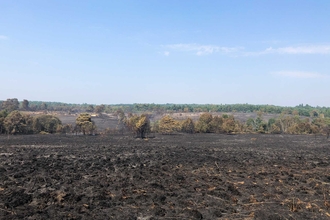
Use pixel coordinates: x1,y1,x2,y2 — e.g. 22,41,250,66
1,98,330,137
0,98,330,117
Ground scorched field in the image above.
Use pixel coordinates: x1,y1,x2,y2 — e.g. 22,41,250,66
0,134,330,219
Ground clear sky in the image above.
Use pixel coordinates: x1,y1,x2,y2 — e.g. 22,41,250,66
1,1,329,106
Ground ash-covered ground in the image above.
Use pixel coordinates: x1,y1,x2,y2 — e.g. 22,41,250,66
1,133,330,219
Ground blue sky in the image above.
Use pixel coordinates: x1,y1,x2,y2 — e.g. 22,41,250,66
1,1,329,106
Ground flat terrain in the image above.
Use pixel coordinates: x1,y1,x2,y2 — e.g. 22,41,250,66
0,134,330,219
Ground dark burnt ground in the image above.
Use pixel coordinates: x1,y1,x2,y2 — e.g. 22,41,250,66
0,134,330,220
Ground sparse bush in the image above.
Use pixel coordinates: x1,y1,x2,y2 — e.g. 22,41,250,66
76,113,96,135
209,116,223,133
158,115,180,134
222,117,236,134
269,124,281,134
57,124,73,134
181,117,195,133
150,120,160,133
195,113,213,133
126,114,150,138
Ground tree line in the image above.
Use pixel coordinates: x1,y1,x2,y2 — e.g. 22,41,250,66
0,110,96,135
0,110,63,135
1,98,330,138
1,109,329,138
121,112,330,139
1,98,330,117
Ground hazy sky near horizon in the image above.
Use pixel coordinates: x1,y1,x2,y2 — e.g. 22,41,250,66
1,1,330,106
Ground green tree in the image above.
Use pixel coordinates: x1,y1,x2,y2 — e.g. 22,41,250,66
4,110,33,134
246,118,256,132
32,115,62,134
267,118,276,129
255,117,267,133
76,113,96,135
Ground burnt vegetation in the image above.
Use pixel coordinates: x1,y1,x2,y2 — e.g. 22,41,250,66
1,98,330,137
1,98,330,219
1,134,330,219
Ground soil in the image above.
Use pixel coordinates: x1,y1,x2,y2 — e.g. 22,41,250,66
0,133,330,219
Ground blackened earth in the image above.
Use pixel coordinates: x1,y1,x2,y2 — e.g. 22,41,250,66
0,134,330,219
